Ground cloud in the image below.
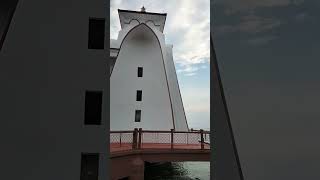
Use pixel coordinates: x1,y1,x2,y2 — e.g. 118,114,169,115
177,61,210,77
214,14,282,36
184,73,197,77
181,87,210,113
214,0,304,14
177,65,198,74
110,0,210,76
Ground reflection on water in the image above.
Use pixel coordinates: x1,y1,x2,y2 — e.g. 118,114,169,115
145,161,210,180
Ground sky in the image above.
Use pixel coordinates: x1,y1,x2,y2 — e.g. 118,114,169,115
110,0,210,130
212,0,320,179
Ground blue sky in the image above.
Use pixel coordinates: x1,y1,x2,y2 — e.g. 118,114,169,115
110,0,210,130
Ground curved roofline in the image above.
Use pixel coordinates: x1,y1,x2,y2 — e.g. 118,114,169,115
117,9,167,32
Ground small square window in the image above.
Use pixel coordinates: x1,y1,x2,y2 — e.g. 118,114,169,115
136,90,142,101
137,67,143,77
135,110,141,122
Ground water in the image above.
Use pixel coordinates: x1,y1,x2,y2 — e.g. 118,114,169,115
144,162,210,180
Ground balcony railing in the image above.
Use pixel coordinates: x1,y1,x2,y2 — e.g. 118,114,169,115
110,128,210,152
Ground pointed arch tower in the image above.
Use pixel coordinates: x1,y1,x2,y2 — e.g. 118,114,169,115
110,9,189,131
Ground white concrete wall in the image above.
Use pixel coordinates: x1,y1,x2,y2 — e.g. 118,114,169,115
164,45,189,131
110,24,175,131
118,10,166,32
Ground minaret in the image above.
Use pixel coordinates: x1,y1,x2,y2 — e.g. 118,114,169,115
141,6,146,12
110,9,189,131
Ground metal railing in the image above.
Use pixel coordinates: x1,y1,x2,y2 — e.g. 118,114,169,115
110,128,210,151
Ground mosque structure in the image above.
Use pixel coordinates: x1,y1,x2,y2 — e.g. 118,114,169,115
110,7,189,131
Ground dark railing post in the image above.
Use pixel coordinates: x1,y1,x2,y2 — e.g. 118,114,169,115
119,133,122,147
171,129,174,150
132,128,138,149
138,128,142,149
200,129,204,150
186,133,188,144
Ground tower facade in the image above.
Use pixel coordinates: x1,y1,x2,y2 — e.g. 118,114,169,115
0,0,108,179
110,9,189,131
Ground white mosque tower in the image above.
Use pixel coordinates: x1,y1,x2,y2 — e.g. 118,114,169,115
110,7,189,131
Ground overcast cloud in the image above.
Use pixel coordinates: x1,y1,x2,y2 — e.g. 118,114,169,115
110,0,210,75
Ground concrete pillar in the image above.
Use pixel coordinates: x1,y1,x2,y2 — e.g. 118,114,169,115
130,157,144,180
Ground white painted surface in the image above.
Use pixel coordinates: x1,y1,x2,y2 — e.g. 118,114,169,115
164,45,189,131
118,10,166,32
111,24,174,131
110,10,189,131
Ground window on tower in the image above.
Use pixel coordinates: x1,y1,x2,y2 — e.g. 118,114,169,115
80,153,99,180
88,18,105,49
137,67,143,77
84,90,103,125
136,90,142,101
135,110,141,122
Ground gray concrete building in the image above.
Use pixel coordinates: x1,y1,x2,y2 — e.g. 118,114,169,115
0,0,108,179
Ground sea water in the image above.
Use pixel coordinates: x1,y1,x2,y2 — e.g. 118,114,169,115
144,161,210,180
